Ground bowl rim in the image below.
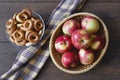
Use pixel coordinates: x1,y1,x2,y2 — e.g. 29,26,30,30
49,12,109,74
32,11,45,43
6,11,45,47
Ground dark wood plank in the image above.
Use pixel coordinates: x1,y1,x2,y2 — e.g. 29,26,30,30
36,42,120,80
0,2,59,42
0,0,60,2
36,1,119,80
0,1,120,80
0,2,119,42
0,43,20,76
0,0,119,2
37,42,120,80
0,42,120,80
81,2,120,42
90,0,120,1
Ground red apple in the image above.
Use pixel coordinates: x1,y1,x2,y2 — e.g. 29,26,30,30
62,19,80,36
81,16,99,33
71,29,92,49
78,49,94,65
55,35,73,53
61,52,79,68
91,35,105,50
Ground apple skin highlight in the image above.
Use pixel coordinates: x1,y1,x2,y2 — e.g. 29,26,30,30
62,19,80,36
55,35,73,53
61,52,79,68
78,49,94,65
71,29,92,49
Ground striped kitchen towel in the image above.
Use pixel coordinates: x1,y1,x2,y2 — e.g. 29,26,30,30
0,0,86,80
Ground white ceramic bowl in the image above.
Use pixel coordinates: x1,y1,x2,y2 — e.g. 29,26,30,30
6,10,45,47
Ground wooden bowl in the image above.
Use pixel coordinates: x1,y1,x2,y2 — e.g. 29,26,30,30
49,12,109,74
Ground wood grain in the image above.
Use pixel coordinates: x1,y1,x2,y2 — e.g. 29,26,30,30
0,0,60,2
0,2,59,42
0,2,119,42
0,43,20,76
0,0,120,80
0,0,119,2
36,42,120,80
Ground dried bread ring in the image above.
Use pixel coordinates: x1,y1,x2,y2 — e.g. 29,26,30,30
12,29,25,41
9,35,15,43
6,25,16,34
27,32,39,43
22,8,32,18
21,20,33,31
25,30,33,40
31,17,37,21
15,39,26,46
16,12,29,23
13,13,18,20
6,8,43,46
6,18,16,29
34,20,43,31
17,23,23,28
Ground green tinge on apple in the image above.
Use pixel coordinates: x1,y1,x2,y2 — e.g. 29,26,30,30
82,17,100,33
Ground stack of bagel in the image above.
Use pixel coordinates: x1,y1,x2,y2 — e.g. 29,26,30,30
6,8,44,46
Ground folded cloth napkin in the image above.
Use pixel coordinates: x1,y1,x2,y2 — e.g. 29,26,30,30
0,0,85,80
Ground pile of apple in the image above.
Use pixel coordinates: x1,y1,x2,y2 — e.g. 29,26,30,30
54,16,105,69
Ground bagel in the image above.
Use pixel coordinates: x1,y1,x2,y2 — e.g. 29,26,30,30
6,18,16,29
16,12,29,23
21,20,33,31
17,23,23,28
9,35,15,43
12,29,25,41
22,8,32,18
25,30,33,40
31,17,37,21
6,8,44,46
15,39,26,46
13,13,18,20
27,32,39,43
34,20,43,31
6,25,17,35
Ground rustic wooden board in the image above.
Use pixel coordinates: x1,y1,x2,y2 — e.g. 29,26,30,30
37,42,120,80
0,0,120,80
0,2,59,42
0,42,119,80
0,0,60,1
0,42,119,79
0,2,119,42
0,0,119,2
0,43,20,75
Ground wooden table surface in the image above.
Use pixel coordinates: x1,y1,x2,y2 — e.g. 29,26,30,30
0,0,120,80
